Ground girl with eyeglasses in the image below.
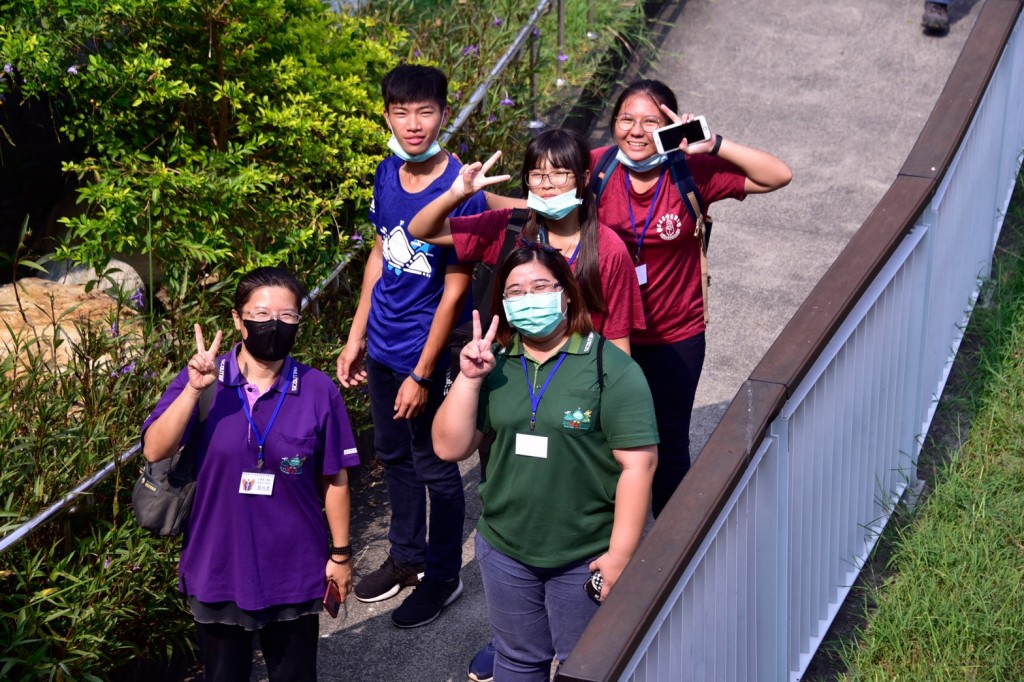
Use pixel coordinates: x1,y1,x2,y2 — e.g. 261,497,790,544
408,127,643,355
142,267,358,681
432,247,658,681
594,79,792,517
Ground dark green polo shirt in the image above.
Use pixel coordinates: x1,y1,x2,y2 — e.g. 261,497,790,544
476,332,659,567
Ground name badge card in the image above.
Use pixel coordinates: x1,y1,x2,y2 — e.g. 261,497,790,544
635,263,648,286
515,433,548,459
239,471,275,496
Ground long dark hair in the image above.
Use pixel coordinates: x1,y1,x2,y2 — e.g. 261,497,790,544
234,267,305,312
518,128,606,316
491,245,594,348
609,79,678,137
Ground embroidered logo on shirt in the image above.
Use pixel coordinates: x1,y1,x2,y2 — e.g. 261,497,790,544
563,407,593,431
656,213,683,240
279,456,307,475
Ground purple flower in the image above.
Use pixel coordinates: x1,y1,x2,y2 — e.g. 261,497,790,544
488,113,497,123
557,52,568,63
352,233,363,244
67,65,78,75
103,556,112,570
129,286,145,308
458,142,469,156
499,96,515,107
492,16,504,27
112,362,137,377
413,49,421,58
452,89,462,101
532,27,541,38
3,64,11,74
462,45,479,57
108,322,119,338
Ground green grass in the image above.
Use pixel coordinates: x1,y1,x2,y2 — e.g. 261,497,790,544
842,173,1024,680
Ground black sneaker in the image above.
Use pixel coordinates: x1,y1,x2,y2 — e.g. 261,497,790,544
391,577,464,628
354,556,425,603
922,2,950,34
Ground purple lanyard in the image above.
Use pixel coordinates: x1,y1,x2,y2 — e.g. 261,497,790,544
624,167,667,262
566,240,581,268
521,352,568,431
236,361,293,469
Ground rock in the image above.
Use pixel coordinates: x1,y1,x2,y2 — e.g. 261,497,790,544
43,259,146,309
0,278,139,374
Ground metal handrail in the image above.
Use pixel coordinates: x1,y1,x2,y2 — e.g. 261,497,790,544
440,0,553,145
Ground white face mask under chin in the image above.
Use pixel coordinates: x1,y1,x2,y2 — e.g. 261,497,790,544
615,147,666,173
387,133,443,163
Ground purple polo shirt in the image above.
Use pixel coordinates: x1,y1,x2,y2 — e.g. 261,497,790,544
141,344,359,610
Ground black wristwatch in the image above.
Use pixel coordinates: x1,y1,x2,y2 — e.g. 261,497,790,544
409,371,433,387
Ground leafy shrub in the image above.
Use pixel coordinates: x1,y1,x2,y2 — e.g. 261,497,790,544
0,0,400,301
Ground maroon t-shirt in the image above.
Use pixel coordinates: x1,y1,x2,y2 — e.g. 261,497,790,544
590,146,747,345
449,208,645,340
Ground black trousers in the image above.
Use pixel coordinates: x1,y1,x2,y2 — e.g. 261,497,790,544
632,333,706,518
195,614,318,682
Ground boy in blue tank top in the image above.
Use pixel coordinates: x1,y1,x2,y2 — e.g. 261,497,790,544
335,64,491,628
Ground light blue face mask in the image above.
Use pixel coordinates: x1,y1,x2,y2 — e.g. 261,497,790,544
615,147,667,173
527,189,583,221
387,134,443,163
503,290,566,339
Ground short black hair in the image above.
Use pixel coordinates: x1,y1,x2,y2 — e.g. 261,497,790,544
234,267,305,312
381,64,448,110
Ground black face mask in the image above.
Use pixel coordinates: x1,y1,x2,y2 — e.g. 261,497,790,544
241,319,299,362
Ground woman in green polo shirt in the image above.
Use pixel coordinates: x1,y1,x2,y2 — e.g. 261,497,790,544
434,246,658,681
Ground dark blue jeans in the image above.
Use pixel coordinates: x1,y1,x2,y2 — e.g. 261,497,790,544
632,333,706,518
365,355,465,582
475,534,598,681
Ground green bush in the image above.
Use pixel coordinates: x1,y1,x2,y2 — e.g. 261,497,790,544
0,0,400,301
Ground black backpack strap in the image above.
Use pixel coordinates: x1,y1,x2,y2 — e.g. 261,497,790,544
590,146,620,206
667,151,712,253
497,208,529,264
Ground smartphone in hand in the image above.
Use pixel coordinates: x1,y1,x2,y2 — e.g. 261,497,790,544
323,578,342,618
654,116,710,154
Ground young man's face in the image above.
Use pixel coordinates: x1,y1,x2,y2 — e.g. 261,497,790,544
384,99,449,157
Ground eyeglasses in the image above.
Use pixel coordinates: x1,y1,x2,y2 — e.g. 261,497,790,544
502,280,563,301
241,310,302,325
614,115,665,133
525,170,575,188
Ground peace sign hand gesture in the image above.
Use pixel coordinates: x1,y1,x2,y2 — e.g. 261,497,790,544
451,151,512,199
459,311,498,380
187,323,222,393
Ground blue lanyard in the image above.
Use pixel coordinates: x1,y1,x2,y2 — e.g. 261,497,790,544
540,226,582,268
521,352,568,431
236,361,293,469
566,240,581,268
624,167,667,262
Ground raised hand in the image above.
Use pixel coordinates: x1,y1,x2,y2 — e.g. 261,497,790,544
187,323,222,392
452,151,512,198
460,311,498,380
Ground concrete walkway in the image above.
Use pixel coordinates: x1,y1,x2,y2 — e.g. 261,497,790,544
269,1,981,680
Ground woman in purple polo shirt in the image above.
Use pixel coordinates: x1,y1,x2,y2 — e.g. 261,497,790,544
142,267,360,682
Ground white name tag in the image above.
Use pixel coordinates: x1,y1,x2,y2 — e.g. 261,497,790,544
515,433,548,459
635,263,648,286
239,471,275,496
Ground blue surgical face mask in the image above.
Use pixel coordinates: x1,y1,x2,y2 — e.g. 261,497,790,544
527,189,583,221
615,147,667,173
503,290,566,339
387,133,443,163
